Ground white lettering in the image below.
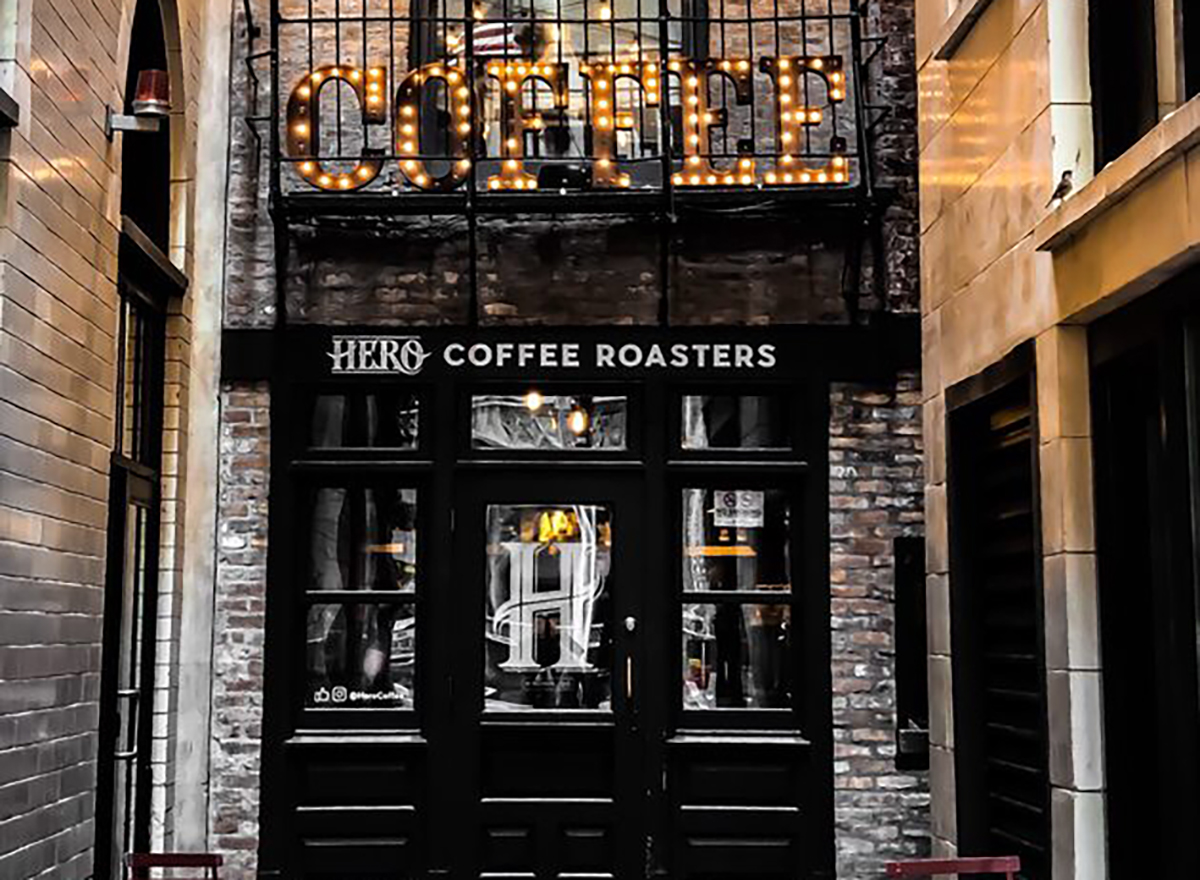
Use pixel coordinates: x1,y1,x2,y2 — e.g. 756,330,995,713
518,343,536,367
444,342,466,366
644,344,667,368
758,343,777,368
596,343,615,367
734,344,754,368
468,343,492,367
358,338,378,371
495,342,515,366
540,342,559,367
670,344,689,367
712,344,731,368
693,344,709,368
618,344,642,367
329,337,356,372
562,343,581,367
381,338,402,371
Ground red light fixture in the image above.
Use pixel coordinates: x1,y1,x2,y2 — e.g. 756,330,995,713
106,68,171,139
131,69,170,118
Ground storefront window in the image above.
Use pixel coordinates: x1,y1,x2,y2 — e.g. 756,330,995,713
309,487,418,592
310,392,420,448
681,488,791,591
306,603,416,708
681,394,790,450
682,603,791,709
472,394,628,450
680,486,792,708
304,486,419,710
484,503,613,710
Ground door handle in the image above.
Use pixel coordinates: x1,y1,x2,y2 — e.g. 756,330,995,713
626,655,634,701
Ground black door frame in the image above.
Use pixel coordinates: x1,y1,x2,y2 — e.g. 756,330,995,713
448,468,646,878
241,322,918,880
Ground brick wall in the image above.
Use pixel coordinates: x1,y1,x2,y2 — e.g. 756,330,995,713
0,0,208,871
214,1,925,876
208,382,271,880
830,371,929,876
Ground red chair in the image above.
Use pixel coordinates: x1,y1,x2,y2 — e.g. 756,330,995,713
125,853,223,879
886,857,1021,879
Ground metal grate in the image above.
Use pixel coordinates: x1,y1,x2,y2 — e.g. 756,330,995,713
271,0,869,207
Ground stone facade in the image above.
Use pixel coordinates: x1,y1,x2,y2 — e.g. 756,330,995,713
208,382,271,880
829,373,928,875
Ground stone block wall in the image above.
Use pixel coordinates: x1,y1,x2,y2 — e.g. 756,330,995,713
208,382,271,880
830,371,929,875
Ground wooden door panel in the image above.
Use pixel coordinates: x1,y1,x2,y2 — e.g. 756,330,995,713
481,725,615,798
284,742,426,878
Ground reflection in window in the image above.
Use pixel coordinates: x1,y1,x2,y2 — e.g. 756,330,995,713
682,488,791,592
307,603,415,708
683,603,790,709
310,392,419,448
472,394,627,450
484,504,612,710
310,488,418,592
682,394,789,450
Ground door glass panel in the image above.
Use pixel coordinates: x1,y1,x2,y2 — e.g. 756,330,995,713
682,488,792,592
681,394,790,450
310,392,419,448
472,394,628,450
111,502,150,879
682,603,792,709
484,504,613,710
306,603,416,708
309,487,418,592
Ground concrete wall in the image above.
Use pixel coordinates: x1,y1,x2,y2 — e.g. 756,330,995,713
0,0,223,873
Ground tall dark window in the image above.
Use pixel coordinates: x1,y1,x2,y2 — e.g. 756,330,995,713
1186,2,1200,100
947,354,1049,879
1089,0,1159,168
894,536,928,771
95,278,167,880
1090,301,1200,879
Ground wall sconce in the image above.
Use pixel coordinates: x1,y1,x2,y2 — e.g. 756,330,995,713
106,69,170,139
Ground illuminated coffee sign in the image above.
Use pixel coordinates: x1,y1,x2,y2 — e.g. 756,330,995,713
287,55,849,193
329,335,778,375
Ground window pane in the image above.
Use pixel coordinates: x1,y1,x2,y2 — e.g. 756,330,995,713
310,392,419,448
681,394,789,450
682,603,791,709
472,394,628,450
310,487,418,592
484,504,613,710
682,488,792,592
306,603,415,708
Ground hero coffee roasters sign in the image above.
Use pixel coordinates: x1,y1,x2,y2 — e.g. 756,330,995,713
328,335,779,376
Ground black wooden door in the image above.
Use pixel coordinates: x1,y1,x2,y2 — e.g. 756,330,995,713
446,470,647,879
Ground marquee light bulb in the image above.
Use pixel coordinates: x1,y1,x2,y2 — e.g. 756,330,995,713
524,390,544,412
599,4,612,20
567,407,590,435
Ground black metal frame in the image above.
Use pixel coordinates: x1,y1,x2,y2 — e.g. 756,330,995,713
234,322,916,879
259,0,888,320
94,222,176,880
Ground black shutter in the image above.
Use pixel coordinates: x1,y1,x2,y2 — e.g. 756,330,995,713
949,368,1049,878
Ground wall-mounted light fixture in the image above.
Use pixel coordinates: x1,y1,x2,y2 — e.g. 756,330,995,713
106,70,170,139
